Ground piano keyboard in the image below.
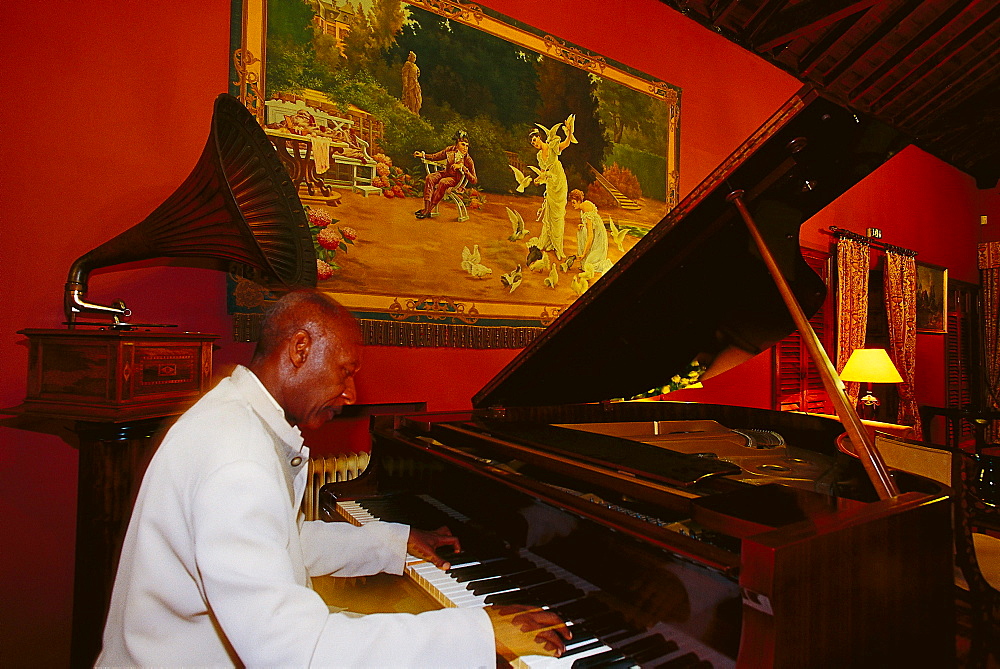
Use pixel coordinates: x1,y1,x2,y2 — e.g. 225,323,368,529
335,496,733,669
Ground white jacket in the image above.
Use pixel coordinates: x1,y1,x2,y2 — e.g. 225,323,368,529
98,365,493,667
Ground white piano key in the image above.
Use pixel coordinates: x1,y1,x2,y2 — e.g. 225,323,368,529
513,642,618,669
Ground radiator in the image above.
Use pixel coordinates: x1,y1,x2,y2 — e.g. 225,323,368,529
303,452,370,521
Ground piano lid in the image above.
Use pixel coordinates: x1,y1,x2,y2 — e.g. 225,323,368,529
475,86,907,410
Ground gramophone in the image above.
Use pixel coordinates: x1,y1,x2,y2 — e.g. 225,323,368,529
8,93,317,668
18,93,315,422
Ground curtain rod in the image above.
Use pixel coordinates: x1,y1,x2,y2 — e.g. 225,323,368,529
821,226,918,257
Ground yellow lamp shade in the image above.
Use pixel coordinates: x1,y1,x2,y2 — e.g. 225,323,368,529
840,348,904,383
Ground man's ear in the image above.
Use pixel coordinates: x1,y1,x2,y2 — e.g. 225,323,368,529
288,329,312,369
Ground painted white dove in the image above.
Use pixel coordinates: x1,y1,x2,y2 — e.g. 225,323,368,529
500,265,523,293
529,253,550,273
460,245,482,273
570,274,589,296
608,216,629,252
535,121,563,143
469,262,492,278
508,165,534,193
505,206,529,241
543,263,559,288
525,237,546,271
564,113,577,144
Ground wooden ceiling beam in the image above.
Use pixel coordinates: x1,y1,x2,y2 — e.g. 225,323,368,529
852,1,994,108
816,0,923,88
742,0,791,45
903,56,1000,132
664,0,1000,186
708,0,741,24
751,0,880,52
797,11,865,76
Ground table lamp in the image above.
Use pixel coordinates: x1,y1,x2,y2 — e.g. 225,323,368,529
840,348,904,420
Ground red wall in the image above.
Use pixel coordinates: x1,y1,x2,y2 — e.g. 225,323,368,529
0,0,990,665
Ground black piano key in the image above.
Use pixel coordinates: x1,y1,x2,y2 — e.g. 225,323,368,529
601,629,638,645
443,549,510,565
603,659,639,669
437,530,509,558
580,611,633,638
484,580,583,606
360,496,465,533
561,640,607,658
619,635,679,664
571,649,633,669
468,568,554,595
655,651,705,669
438,550,481,567
554,597,610,622
360,496,512,559
450,557,534,582
562,625,598,645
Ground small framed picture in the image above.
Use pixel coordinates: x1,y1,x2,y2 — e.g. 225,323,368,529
916,262,947,333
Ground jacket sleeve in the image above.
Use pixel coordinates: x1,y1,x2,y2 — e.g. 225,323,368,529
463,154,478,184
422,146,448,161
192,460,495,667
300,519,409,577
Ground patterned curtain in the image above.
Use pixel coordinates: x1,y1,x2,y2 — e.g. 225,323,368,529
883,250,922,436
837,237,870,407
980,242,1000,444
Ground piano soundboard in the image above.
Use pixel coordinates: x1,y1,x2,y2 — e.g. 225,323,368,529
334,495,733,669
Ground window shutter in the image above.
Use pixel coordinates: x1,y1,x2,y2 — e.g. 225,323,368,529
945,282,978,445
774,249,834,413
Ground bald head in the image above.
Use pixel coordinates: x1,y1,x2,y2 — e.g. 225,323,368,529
251,291,357,362
249,291,361,428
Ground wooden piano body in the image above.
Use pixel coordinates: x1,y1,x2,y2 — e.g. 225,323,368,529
320,87,955,668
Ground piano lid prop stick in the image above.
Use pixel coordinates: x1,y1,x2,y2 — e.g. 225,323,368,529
726,190,899,500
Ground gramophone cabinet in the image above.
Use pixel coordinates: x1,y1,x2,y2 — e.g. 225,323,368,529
17,328,217,422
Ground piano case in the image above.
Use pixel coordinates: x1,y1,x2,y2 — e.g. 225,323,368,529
321,87,954,669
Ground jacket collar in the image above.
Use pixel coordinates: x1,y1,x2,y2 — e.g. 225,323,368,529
229,365,306,461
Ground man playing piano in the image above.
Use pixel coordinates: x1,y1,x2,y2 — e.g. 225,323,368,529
98,290,569,667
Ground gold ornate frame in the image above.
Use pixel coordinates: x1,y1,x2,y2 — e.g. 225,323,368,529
230,0,680,347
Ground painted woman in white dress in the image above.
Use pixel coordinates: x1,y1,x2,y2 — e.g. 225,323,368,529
530,115,576,260
569,189,613,275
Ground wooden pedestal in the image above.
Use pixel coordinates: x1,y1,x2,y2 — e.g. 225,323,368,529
7,328,218,668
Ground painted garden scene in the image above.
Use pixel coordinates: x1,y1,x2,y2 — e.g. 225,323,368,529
242,0,680,326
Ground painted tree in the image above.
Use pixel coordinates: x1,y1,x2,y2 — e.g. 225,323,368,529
533,56,608,192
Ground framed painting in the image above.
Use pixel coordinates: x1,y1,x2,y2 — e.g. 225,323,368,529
915,262,947,334
229,0,680,346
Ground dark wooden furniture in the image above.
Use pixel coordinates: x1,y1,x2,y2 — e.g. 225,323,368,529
953,450,1000,668
319,88,954,667
266,131,336,199
6,328,217,668
921,405,1000,454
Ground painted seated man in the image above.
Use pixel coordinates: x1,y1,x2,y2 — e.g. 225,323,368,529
413,130,477,220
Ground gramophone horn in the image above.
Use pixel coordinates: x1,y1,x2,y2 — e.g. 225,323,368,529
64,93,316,324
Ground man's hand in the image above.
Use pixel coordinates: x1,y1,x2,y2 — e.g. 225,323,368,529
486,605,571,659
407,526,461,569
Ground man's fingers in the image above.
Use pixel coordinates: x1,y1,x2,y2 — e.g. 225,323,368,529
534,630,567,657
512,611,570,635
432,527,461,552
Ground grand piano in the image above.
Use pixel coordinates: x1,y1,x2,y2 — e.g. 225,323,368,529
319,87,955,668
